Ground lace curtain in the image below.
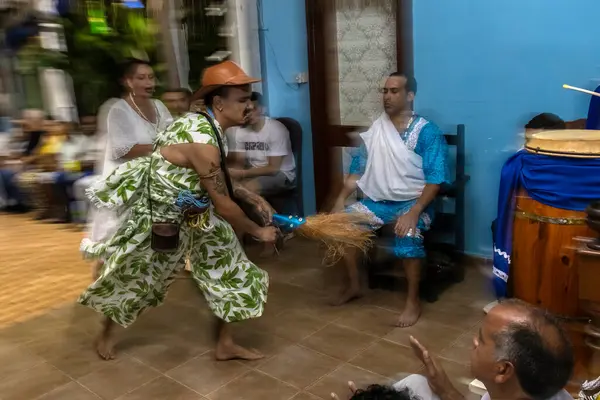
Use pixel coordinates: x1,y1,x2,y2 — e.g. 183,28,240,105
334,0,397,125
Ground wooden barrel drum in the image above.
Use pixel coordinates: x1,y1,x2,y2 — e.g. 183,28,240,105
511,129,600,390
511,192,593,389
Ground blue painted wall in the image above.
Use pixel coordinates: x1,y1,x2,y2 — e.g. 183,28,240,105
258,0,316,215
413,0,600,256
257,0,600,255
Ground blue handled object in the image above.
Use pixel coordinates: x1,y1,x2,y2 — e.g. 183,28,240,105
272,214,307,230
175,190,210,210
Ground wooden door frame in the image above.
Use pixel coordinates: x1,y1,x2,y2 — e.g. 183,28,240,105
305,0,414,210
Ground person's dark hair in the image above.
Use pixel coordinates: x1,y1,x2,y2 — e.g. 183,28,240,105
251,91,263,104
204,86,232,108
165,88,192,98
525,113,566,130
493,299,574,400
389,72,417,95
120,58,152,79
350,385,415,400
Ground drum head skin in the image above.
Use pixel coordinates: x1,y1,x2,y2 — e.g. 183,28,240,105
525,129,600,158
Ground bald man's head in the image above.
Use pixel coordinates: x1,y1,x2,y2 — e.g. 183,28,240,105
471,300,573,400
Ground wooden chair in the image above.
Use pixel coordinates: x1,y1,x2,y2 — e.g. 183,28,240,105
365,124,470,302
264,117,304,216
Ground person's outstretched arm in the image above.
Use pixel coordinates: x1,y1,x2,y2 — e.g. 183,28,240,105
189,143,276,241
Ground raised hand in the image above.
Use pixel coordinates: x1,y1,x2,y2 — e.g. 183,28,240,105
409,336,461,400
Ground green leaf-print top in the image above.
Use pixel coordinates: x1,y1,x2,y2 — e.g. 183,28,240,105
84,112,226,255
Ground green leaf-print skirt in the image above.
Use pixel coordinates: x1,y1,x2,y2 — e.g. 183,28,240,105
79,209,269,328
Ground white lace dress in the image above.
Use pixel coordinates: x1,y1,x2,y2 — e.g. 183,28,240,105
84,98,172,247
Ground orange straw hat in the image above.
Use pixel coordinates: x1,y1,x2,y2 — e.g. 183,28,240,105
191,61,261,101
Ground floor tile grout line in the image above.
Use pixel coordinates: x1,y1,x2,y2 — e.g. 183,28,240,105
157,349,251,397
304,361,391,398
75,357,166,399
344,361,404,383
28,363,78,400
303,317,383,343
156,374,212,398
253,347,345,392
294,342,352,364
1,214,483,399
249,368,304,391
112,375,163,400
132,347,213,377
0,359,54,384
370,303,484,332
344,337,396,367
437,329,474,357
435,354,472,367
71,380,103,399
303,362,348,395
203,368,254,397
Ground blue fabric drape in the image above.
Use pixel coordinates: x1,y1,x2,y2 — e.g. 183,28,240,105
586,85,600,130
492,150,600,298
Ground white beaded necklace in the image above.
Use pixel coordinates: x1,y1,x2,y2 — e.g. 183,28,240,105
129,93,159,128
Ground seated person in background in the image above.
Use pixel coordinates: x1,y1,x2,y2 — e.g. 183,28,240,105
161,88,192,118
493,113,566,234
73,99,120,230
71,116,100,225
524,113,566,142
190,98,206,113
0,117,14,210
18,109,47,162
0,110,45,212
226,92,296,196
45,121,97,223
331,72,449,327
396,299,573,400
18,119,69,220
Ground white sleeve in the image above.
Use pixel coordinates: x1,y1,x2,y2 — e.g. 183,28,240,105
226,127,243,152
106,106,139,161
0,135,10,157
155,100,173,129
267,120,291,157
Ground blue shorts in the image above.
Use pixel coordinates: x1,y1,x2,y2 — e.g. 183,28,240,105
346,198,433,259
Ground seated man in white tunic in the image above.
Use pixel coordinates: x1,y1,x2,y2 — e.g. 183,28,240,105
332,72,449,327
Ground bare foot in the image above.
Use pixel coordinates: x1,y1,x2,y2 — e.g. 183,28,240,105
395,301,421,328
215,342,264,361
95,333,115,360
330,287,363,306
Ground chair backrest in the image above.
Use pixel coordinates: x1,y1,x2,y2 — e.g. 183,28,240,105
275,117,304,213
440,124,468,254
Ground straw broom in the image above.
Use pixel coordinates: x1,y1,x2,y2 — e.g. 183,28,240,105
272,212,376,264
233,192,375,263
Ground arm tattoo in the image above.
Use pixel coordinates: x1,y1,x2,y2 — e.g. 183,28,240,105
200,162,228,196
213,173,227,196
233,182,273,225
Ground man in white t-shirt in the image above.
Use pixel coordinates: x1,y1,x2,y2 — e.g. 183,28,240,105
226,92,296,196
331,300,575,400
392,300,574,400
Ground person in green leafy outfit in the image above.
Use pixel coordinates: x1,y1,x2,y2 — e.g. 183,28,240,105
79,61,278,361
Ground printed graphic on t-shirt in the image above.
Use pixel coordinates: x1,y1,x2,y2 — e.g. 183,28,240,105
244,141,270,151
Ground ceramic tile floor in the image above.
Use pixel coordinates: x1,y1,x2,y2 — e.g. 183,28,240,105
0,213,493,400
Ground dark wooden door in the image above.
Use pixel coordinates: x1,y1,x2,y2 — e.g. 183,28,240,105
305,0,413,210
